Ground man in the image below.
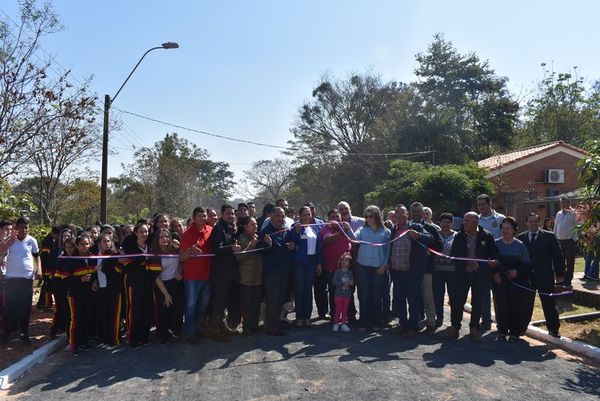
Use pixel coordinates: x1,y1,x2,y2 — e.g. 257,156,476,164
518,212,564,337
432,213,457,328
246,202,257,218
258,207,295,336
261,199,295,230
423,207,441,231
208,205,241,341
389,204,433,337
180,207,213,342
206,208,218,227
337,201,365,231
476,194,505,331
448,212,498,342
316,209,353,319
409,202,442,333
237,203,249,219
1,217,42,345
554,197,577,288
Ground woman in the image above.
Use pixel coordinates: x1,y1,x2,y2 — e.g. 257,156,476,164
95,233,123,347
122,222,155,349
288,206,322,328
170,218,185,242
493,216,531,342
50,228,74,338
149,228,184,343
347,205,390,331
236,216,270,335
59,234,96,355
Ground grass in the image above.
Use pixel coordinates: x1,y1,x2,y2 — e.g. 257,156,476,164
541,319,600,348
531,297,599,322
575,257,584,273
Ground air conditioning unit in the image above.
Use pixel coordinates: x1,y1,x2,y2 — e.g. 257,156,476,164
545,169,565,184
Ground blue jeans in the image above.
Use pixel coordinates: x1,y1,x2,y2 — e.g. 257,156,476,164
293,256,318,320
432,270,457,322
184,280,211,336
356,264,386,328
391,271,423,330
584,253,599,278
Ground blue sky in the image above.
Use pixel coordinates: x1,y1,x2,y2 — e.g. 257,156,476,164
2,0,599,196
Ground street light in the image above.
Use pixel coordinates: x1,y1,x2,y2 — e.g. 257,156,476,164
100,42,179,224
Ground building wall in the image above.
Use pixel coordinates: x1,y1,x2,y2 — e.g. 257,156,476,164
488,151,582,229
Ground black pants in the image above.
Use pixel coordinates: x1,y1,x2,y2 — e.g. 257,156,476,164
314,269,335,317
450,271,483,330
526,283,560,334
126,278,154,345
210,278,239,331
241,284,262,332
493,278,531,336
155,279,184,340
68,289,95,351
226,281,241,328
558,239,575,285
37,274,53,309
51,277,69,333
2,278,33,337
97,285,123,345
264,272,290,332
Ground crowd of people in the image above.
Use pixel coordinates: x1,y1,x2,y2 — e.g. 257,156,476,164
0,194,582,356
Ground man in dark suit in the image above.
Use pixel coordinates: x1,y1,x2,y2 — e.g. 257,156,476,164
517,212,564,338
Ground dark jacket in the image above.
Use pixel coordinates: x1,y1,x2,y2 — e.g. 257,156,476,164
388,222,434,276
209,218,239,281
122,241,149,284
259,222,294,274
451,226,499,274
517,229,564,290
59,256,96,297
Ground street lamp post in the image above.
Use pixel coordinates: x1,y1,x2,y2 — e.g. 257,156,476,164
100,42,179,224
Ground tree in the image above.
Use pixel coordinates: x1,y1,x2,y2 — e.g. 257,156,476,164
0,178,37,220
117,133,234,219
519,70,600,147
56,178,100,227
241,158,295,202
365,160,494,215
0,1,96,179
413,33,519,161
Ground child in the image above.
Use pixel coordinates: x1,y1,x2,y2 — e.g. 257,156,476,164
332,252,354,332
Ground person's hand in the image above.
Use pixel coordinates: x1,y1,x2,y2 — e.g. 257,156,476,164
263,234,272,246
316,264,322,276
507,269,517,279
342,221,351,231
555,276,564,284
172,239,180,247
81,273,91,282
190,244,203,255
376,265,388,275
408,230,420,239
232,241,241,253
91,281,98,292
492,273,502,284
164,293,173,307
250,236,258,248
286,242,296,251
489,260,498,268
294,222,302,234
35,272,42,280
175,271,183,281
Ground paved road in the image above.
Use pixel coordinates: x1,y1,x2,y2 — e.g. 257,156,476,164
3,316,599,401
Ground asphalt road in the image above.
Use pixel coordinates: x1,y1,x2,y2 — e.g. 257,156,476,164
3,314,599,401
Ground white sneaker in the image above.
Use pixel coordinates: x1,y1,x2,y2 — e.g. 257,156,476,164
340,324,351,332
332,324,340,332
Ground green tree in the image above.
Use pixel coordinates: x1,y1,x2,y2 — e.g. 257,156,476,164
57,178,100,227
519,70,600,147
0,178,37,220
366,161,494,215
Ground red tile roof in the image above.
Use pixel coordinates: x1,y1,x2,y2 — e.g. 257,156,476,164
477,141,587,171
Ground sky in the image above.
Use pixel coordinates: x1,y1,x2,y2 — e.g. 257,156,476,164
2,0,599,197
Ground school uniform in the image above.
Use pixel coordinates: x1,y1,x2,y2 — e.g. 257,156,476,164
150,252,184,342
50,248,70,336
96,252,124,346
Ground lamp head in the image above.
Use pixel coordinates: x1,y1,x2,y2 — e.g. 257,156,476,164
161,42,179,49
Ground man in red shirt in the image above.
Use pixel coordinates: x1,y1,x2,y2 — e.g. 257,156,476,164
180,207,213,342
315,209,353,320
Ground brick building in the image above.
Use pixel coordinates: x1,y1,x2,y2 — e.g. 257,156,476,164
477,141,587,227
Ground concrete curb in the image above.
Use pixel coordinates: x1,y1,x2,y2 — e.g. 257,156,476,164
464,303,600,363
0,335,66,390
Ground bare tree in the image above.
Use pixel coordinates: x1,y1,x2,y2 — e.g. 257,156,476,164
240,158,295,202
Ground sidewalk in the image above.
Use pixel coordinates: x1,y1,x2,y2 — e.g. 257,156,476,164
571,272,600,307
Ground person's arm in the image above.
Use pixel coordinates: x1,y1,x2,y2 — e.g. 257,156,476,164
210,226,237,255
155,276,173,307
550,233,565,281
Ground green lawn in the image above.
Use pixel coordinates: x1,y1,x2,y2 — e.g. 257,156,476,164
575,257,584,273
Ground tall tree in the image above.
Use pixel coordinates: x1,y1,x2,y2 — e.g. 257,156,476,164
241,158,295,202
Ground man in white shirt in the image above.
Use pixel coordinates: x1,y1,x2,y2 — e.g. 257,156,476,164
337,201,365,232
1,217,41,345
476,194,505,331
554,197,578,287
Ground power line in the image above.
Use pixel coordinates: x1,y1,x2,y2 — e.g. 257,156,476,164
114,107,294,151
